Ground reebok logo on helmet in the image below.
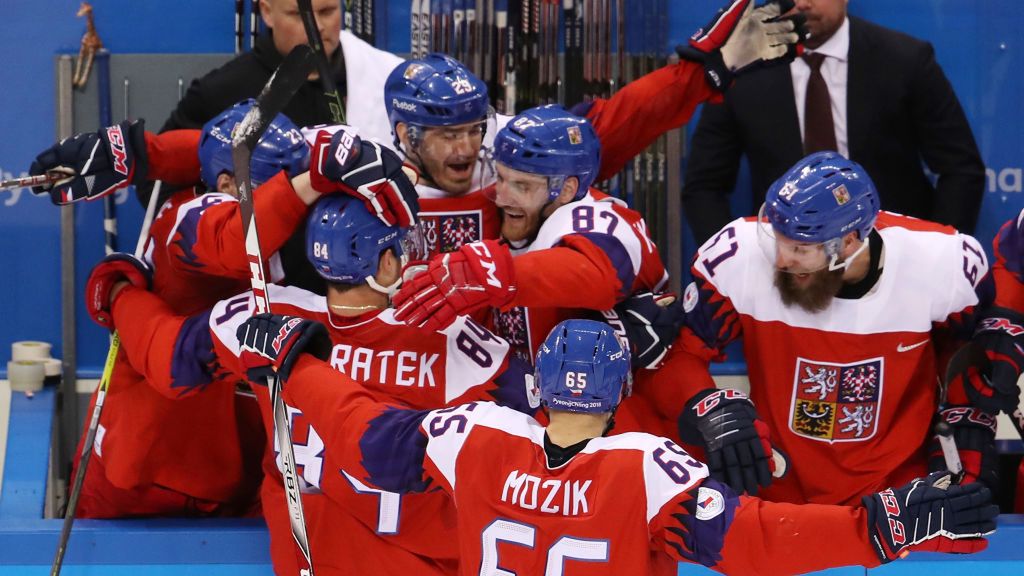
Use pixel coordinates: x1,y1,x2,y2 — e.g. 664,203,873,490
392,99,418,113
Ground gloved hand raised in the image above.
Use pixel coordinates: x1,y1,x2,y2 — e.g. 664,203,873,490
393,240,517,331
677,0,807,91
29,120,148,204
601,292,684,370
309,127,421,228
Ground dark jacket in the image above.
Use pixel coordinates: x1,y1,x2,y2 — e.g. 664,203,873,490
159,33,348,295
161,33,346,131
682,16,985,244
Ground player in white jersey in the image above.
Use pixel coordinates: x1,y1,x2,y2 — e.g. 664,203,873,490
660,151,998,505
234,316,998,575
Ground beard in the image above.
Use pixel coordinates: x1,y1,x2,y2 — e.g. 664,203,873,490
774,267,846,313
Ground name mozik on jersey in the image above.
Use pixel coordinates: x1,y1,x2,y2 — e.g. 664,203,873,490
501,470,593,516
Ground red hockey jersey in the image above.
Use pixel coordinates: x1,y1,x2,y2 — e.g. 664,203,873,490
112,283,532,575
79,188,264,516
674,212,990,505
283,356,882,576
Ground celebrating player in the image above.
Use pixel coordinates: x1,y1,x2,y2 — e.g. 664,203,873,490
234,316,998,575
61,102,315,518
664,151,996,503
86,193,540,575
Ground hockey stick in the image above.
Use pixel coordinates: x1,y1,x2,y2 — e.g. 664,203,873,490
297,0,346,124
231,44,317,576
0,173,66,192
97,50,117,255
50,180,162,576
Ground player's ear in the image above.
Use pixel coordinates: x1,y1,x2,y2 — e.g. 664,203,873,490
396,123,412,151
556,176,579,205
216,172,238,197
376,248,401,285
841,231,861,257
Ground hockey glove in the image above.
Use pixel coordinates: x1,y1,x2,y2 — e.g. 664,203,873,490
956,309,1024,416
29,120,147,204
677,0,807,91
863,471,997,563
236,313,333,384
393,239,517,331
309,127,421,228
928,406,999,490
85,253,153,330
679,388,778,495
601,292,684,370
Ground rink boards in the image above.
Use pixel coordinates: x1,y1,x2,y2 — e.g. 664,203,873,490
1,387,1022,575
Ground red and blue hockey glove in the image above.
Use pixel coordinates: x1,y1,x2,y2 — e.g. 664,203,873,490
954,309,1024,416
863,471,997,563
928,406,999,490
85,253,153,330
679,388,780,495
29,120,148,204
236,313,332,384
677,0,807,91
309,127,421,228
393,239,517,331
600,292,684,370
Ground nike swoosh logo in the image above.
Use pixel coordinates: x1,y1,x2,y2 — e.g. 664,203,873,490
897,339,930,353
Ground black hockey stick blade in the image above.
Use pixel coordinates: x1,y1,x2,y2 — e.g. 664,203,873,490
297,0,346,123
232,44,315,210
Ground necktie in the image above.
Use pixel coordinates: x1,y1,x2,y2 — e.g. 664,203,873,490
802,52,838,154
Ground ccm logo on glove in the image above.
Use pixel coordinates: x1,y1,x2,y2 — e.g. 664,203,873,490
105,125,129,175
693,388,749,417
273,317,305,354
469,243,503,289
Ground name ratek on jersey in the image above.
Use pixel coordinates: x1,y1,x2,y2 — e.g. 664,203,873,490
330,344,440,387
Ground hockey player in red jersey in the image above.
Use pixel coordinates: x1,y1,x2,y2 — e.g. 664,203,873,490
234,315,998,575
392,105,684,438
86,193,539,574
56,102,316,518
662,151,997,505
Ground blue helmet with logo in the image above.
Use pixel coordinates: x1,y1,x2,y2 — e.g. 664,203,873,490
306,194,407,285
535,319,632,414
493,105,601,201
764,151,880,243
198,99,309,190
384,54,490,133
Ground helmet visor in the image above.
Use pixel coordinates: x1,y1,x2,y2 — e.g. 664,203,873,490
757,203,838,274
399,223,431,283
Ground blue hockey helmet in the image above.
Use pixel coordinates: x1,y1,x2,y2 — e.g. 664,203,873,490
306,194,419,293
535,319,632,414
198,99,309,190
759,152,880,271
384,54,490,133
492,105,601,201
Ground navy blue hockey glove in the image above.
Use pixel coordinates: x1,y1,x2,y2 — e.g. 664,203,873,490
84,253,153,330
29,120,147,204
679,388,781,495
928,406,999,491
309,127,421,228
863,471,997,563
952,310,1024,416
236,313,332,384
677,0,807,91
600,292,684,370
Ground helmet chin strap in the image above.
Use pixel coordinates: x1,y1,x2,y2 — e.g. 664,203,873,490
827,235,870,272
366,274,403,297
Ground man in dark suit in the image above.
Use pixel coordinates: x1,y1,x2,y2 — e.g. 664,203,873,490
682,0,985,244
